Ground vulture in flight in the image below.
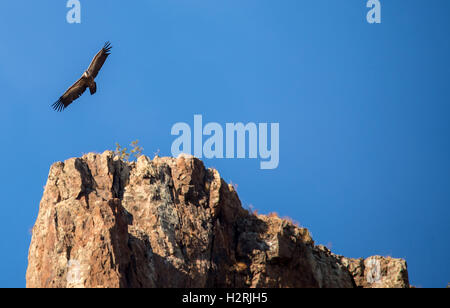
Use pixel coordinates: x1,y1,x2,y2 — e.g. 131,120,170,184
52,42,112,112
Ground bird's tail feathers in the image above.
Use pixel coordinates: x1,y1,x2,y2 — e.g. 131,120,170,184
89,82,97,95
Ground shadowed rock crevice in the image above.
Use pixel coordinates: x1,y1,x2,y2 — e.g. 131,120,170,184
26,151,410,288
74,158,97,209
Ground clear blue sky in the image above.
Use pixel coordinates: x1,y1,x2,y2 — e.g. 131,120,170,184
0,0,449,288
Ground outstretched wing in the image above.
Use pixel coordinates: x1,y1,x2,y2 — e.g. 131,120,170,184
52,77,88,112
87,41,112,79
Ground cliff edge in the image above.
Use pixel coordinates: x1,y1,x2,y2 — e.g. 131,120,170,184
26,151,409,288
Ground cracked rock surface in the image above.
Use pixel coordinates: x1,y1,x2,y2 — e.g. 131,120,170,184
26,151,410,288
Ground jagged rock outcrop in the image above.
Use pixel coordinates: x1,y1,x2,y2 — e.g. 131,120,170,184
26,151,410,288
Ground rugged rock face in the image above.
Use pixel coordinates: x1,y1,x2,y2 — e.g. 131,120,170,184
26,151,410,288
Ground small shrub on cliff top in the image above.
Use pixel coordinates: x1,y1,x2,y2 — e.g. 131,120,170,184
115,140,143,162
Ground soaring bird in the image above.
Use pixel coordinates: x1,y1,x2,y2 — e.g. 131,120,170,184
52,42,112,112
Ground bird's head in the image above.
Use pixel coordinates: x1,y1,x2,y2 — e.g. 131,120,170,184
83,71,89,78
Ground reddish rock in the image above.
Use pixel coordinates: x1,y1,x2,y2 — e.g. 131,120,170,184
26,151,410,288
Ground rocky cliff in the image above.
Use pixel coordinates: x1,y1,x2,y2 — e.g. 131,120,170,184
26,151,410,288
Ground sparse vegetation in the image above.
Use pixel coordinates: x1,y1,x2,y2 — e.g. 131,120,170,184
247,204,258,216
229,180,238,190
281,216,301,228
245,205,302,228
114,140,143,162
